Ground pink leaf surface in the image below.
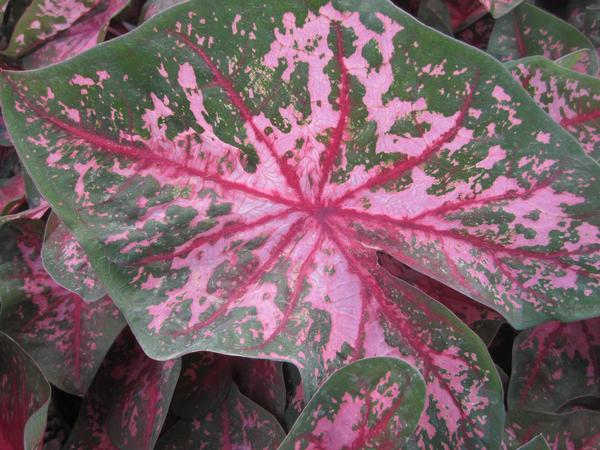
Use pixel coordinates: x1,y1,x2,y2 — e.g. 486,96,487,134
507,56,600,162
0,331,50,450
0,219,125,395
64,329,181,450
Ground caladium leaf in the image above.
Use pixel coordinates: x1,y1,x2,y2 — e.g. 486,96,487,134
6,0,600,445
444,0,487,32
379,252,504,345
507,318,600,413
568,1,600,52
0,331,50,450
64,329,181,450
157,384,285,450
141,0,189,22
502,410,600,450
42,211,106,302
517,435,551,450
280,357,426,450
506,56,600,162
478,0,523,19
554,49,598,76
417,0,452,35
0,202,49,227
0,219,125,395
21,0,130,70
488,3,599,76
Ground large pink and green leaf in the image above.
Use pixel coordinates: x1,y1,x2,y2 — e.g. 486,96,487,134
488,3,599,76
5,0,600,445
0,219,125,395
157,384,285,450
64,329,181,450
280,357,426,449
506,56,600,162
0,331,50,450
507,318,600,413
42,211,106,302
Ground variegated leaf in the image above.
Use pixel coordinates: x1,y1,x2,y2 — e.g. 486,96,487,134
0,203,49,227
21,0,130,70
0,331,50,450
42,211,106,302
444,0,487,32
280,357,426,449
555,49,598,76
488,3,599,76
568,1,600,53
379,252,504,345
478,0,523,19
141,0,189,22
517,435,551,450
5,0,600,445
157,384,285,450
502,410,600,450
64,329,181,450
506,56,600,162
507,318,600,413
0,219,125,395
417,0,452,35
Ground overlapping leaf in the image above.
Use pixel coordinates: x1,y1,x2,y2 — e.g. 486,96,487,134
507,318,600,413
444,0,487,32
6,0,600,445
506,56,600,161
42,211,106,302
64,329,181,450
517,435,551,450
0,219,125,395
157,384,284,450
379,252,504,345
478,0,523,19
488,3,599,76
141,0,188,22
280,357,426,449
0,331,50,450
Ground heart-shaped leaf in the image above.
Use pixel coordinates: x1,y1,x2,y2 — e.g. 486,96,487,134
506,56,600,161
64,329,181,450
379,252,504,345
157,384,285,450
42,211,106,302
488,3,599,76
502,410,600,450
21,0,130,70
0,331,50,450
507,318,600,413
280,357,426,449
0,219,125,395
6,0,600,445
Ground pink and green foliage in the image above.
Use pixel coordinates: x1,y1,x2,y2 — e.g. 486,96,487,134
507,56,600,161
508,318,600,414
0,331,50,450
502,410,600,450
478,0,523,19
42,212,106,302
379,252,504,346
488,2,599,76
64,329,181,450
0,219,125,395
157,383,285,450
280,357,426,449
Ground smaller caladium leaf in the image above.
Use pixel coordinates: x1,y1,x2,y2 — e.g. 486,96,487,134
568,1,600,52
64,329,181,450
455,13,494,49
507,318,600,413
478,0,523,18
141,0,188,22
488,3,599,76
21,0,130,70
516,435,551,450
42,212,106,302
157,384,285,450
280,357,426,450
379,252,503,346
502,410,600,450
0,202,49,227
417,0,453,35
444,0,487,32
0,219,125,395
554,49,598,76
0,331,50,450
170,352,234,418
506,56,600,162
233,358,287,422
